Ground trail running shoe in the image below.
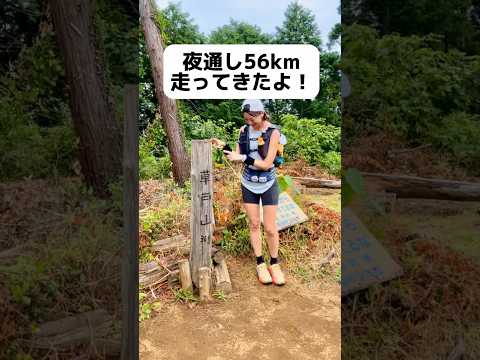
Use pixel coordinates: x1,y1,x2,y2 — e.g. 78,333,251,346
268,264,286,286
256,263,273,284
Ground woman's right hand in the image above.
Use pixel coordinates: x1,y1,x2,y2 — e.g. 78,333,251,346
211,138,226,149
223,150,246,162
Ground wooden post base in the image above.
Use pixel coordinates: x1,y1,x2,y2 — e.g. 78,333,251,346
198,267,211,302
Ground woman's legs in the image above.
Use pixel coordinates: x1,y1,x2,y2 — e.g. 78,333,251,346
262,205,279,258
243,203,262,257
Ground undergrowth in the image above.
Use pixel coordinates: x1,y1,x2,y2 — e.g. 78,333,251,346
0,178,122,359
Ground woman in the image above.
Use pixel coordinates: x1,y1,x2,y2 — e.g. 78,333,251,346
223,99,286,286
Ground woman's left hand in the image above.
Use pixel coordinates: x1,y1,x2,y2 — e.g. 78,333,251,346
223,150,245,162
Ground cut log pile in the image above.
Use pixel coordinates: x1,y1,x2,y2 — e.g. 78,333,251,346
139,259,178,288
139,242,232,301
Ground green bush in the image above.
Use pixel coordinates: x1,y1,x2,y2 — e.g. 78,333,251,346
0,32,77,180
342,24,478,140
181,113,236,143
319,151,341,176
139,141,171,180
280,114,341,173
429,112,480,171
220,213,251,256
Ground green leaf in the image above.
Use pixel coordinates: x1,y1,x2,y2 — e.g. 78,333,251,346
277,175,293,193
344,168,365,196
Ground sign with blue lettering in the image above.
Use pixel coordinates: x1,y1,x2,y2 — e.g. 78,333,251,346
342,208,403,296
260,192,308,230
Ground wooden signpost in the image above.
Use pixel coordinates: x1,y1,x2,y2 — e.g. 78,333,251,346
189,140,214,292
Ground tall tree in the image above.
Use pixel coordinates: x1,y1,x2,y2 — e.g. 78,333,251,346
209,20,273,44
140,0,190,186
328,23,341,50
139,2,204,129
50,0,122,197
275,1,322,49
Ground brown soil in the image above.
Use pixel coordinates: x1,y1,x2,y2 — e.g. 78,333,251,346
140,256,340,360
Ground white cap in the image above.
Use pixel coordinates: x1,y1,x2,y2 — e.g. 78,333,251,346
241,99,265,112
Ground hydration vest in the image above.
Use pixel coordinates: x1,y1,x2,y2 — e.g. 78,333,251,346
238,124,286,168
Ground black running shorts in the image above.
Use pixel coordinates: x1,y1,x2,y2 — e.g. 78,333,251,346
241,180,279,206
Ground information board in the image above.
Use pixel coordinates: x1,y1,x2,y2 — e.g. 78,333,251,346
260,192,308,231
342,208,403,296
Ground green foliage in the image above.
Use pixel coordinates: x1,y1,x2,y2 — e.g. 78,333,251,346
342,0,480,54
275,1,322,48
209,20,272,44
139,293,162,321
182,113,235,143
1,180,123,325
342,24,480,173
342,168,366,207
155,3,206,46
220,213,251,256
96,0,139,85
0,32,77,180
280,114,341,174
318,151,341,176
174,288,198,303
212,289,227,301
265,52,340,123
342,25,478,139
139,116,172,180
140,200,184,239
139,144,172,180
137,2,341,178
277,175,294,193
0,121,77,180
182,99,245,130
429,112,480,169
328,23,341,50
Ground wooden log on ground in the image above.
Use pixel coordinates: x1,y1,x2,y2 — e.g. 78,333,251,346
151,234,189,252
31,310,119,355
362,172,480,201
139,269,169,287
139,261,159,274
198,267,211,302
34,310,110,338
178,259,193,291
303,187,339,195
292,177,341,189
139,261,178,287
213,259,232,294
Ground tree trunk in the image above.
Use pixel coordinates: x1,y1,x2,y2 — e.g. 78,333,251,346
50,0,122,197
139,0,191,186
362,172,480,201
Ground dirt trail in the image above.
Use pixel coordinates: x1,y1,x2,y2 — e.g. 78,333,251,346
140,257,340,360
